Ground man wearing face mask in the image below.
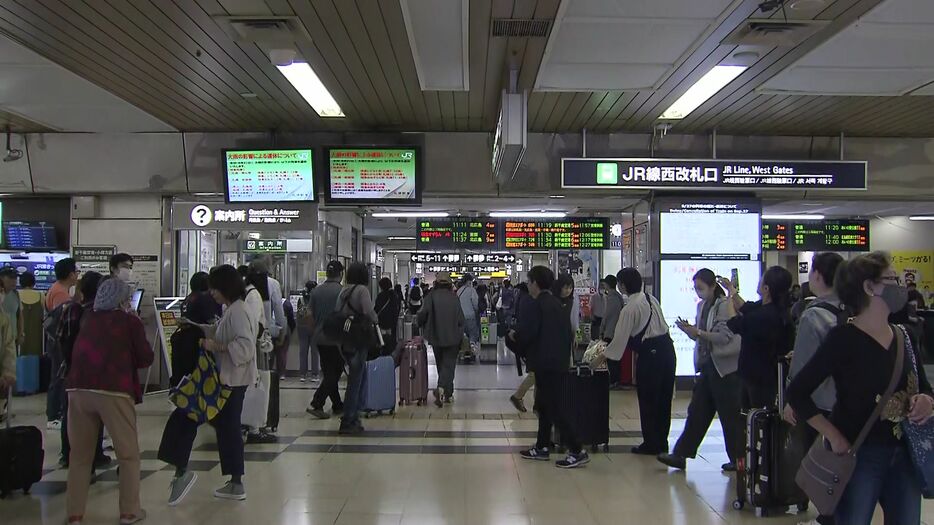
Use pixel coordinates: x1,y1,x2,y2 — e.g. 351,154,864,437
789,252,934,524
109,253,135,283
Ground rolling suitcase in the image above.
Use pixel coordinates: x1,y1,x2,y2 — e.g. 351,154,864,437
14,355,39,395
398,338,429,406
361,355,396,417
0,389,44,497
733,361,809,516
558,365,610,453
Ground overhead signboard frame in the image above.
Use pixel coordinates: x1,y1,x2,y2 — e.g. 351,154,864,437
561,158,868,191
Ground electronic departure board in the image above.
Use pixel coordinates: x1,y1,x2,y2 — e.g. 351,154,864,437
326,147,420,205
5,222,58,250
223,149,315,203
761,219,869,252
417,218,499,249
503,218,609,250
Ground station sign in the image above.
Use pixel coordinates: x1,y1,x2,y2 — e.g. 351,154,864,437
562,158,868,191
242,239,287,253
412,253,460,263
172,201,317,231
427,264,506,274
464,253,515,264
73,245,115,273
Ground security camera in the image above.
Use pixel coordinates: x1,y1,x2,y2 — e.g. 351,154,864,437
3,131,23,162
758,0,785,12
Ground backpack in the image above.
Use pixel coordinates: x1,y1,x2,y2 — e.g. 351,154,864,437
500,288,517,311
296,297,315,331
809,302,851,328
321,286,379,349
169,323,204,387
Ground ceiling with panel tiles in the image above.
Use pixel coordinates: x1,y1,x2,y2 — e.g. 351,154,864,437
0,0,932,136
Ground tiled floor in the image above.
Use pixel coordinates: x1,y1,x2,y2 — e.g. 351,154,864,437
3,364,931,524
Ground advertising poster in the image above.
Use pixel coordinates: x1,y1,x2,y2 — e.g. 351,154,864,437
153,297,184,379
891,251,934,302
130,255,161,299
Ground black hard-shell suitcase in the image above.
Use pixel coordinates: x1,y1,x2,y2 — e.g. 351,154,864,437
0,389,45,497
557,365,610,453
733,362,809,516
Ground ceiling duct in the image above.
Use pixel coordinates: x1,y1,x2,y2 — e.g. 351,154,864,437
723,19,827,47
491,19,552,38
217,16,311,44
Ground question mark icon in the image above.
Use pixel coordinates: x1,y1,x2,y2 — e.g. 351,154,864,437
191,205,212,227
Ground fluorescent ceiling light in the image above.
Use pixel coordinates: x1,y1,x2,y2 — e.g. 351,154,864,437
489,211,567,218
371,212,450,218
387,236,416,241
276,62,344,118
659,65,747,120
909,216,934,221
761,214,826,220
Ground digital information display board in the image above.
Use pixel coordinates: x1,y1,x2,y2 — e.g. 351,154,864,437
762,219,869,252
326,147,419,204
5,222,58,250
224,149,315,203
657,200,762,376
417,218,499,249
503,218,609,250
562,158,867,191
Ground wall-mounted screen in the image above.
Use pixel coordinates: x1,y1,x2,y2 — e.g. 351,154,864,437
503,218,609,250
659,202,760,260
5,222,58,251
660,260,762,376
0,252,69,290
223,149,315,203
762,219,869,252
325,147,420,205
417,218,500,249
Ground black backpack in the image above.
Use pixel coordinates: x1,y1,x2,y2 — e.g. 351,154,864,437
809,302,851,328
169,323,204,387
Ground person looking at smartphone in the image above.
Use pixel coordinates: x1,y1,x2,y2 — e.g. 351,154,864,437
658,268,743,472
788,252,933,524
721,266,794,409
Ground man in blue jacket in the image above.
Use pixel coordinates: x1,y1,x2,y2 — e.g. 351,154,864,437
515,266,589,469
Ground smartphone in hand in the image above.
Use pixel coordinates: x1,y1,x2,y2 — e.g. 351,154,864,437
730,268,740,292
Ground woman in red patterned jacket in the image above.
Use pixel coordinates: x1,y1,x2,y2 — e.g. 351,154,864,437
64,278,153,525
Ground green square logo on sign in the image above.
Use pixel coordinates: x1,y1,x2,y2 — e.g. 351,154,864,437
596,163,618,185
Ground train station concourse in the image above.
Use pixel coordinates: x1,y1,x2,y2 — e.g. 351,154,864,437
2,0,934,524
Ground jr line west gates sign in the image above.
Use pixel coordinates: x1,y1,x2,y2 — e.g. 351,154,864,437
561,158,867,191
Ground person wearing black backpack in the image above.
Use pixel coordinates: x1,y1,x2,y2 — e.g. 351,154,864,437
783,252,844,525
333,263,379,435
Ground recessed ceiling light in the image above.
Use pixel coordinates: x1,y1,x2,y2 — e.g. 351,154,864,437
549,195,566,199
240,92,258,99
659,65,747,120
277,62,345,118
761,214,825,220
387,236,416,241
909,216,934,221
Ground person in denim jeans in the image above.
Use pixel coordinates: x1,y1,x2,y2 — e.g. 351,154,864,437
789,252,934,524
335,263,378,435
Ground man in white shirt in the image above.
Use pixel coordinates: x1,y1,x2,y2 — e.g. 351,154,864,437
601,268,677,455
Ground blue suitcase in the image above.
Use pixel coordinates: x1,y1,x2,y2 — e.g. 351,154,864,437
361,355,396,417
14,356,39,395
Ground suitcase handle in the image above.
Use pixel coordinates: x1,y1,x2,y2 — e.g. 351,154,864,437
3,386,10,429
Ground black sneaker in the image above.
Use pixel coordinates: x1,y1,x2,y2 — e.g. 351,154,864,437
332,406,344,416
338,422,364,435
94,455,113,469
519,447,550,461
721,462,737,472
306,407,330,420
246,431,278,444
657,453,687,470
556,451,590,469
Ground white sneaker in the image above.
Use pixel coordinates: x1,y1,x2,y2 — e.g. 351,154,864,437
47,420,61,431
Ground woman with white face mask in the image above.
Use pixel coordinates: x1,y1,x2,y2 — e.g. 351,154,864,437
788,252,934,524
658,268,743,472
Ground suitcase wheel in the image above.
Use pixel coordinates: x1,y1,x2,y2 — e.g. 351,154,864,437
796,503,808,513
389,409,395,416
602,444,609,453
732,500,744,511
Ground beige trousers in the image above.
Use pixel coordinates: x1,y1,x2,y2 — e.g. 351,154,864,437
514,372,536,399
66,391,141,518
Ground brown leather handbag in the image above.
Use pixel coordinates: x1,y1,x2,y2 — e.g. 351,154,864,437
794,326,905,516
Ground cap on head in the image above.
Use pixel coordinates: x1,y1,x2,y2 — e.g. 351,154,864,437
435,272,452,285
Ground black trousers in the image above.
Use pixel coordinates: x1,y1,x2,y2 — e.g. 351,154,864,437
635,336,677,454
310,345,344,411
741,376,777,410
590,317,602,341
157,385,247,477
672,361,744,462
534,370,581,454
